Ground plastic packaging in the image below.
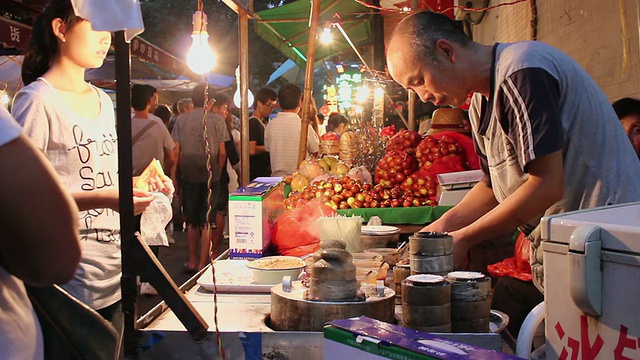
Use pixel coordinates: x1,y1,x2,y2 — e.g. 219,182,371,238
367,216,382,226
140,193,173,246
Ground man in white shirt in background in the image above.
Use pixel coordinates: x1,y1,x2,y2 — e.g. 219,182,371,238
265,83,319,177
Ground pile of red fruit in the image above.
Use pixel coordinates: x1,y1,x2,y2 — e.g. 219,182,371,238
414,134,462,168
284,130,475,210
385,129,422,155
373,130,472,204
284,175,437,210
373,150,418,187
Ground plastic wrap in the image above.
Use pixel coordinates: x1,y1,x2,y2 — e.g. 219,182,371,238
139,193,172,246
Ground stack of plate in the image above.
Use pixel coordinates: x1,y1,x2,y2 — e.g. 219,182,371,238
361,225,400,249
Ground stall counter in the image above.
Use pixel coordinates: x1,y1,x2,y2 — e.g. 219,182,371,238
136,266,505,359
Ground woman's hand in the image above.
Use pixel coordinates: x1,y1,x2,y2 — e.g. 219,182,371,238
132,188,154,215
147,174,175,197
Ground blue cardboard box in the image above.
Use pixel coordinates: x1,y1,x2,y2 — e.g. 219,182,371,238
324,317,520,359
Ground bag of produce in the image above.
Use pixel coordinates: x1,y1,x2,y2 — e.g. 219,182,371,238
273,199,336,257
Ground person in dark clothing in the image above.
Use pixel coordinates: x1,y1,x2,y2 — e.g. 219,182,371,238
612,97,640,160
210,92,239,259
249,88,277,180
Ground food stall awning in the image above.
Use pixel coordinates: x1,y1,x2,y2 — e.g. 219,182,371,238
0,36,209,94
254,0,374,68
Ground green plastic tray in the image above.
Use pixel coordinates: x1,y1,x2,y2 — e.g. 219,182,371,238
336,206,452,225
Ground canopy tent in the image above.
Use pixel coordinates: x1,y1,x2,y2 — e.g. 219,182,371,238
254,0,374,69
0,42,234,99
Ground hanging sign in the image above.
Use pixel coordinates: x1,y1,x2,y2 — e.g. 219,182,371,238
0,17,32,51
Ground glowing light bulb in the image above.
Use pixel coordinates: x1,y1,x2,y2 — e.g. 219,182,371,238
233,87,254,108
374,86,384,100
320,27,332,44
186,11,216,75
355,85,370,103
233,66,254,108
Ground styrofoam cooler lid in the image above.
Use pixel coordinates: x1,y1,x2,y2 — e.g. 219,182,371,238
541,202,640,253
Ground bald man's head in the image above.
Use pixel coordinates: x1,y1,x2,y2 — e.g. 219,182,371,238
388,11,471,66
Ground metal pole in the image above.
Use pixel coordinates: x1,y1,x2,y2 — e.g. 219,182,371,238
371,0,385,71
239,6,251,184
114,31,137,357
297,0,322,166
408,90,416,131
408,0,419,131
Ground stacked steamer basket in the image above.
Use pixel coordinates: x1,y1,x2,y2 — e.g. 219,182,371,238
409,232,453,275
401,274,452,332
270,240,396,331
360,225,400,250
446,271,492,332
392,262,411,304
307,241,359,301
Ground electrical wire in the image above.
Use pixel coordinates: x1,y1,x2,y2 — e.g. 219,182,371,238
201,80,226,360
195,2,226,357
351,0,528,15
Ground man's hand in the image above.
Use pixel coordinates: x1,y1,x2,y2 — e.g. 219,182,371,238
449,229,470,269
420,223,469,269
420,219,447,233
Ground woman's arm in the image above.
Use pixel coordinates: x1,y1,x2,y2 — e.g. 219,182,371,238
0,134,80,285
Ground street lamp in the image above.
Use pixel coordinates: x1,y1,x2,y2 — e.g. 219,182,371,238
186,9,216,74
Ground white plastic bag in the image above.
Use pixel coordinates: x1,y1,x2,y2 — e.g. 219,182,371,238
140,193,172,246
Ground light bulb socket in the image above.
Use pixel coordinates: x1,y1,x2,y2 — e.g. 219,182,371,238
192,11,209,36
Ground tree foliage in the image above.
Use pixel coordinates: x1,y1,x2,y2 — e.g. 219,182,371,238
139,0,291,88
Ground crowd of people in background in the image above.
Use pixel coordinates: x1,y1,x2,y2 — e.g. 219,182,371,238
122,82,336,277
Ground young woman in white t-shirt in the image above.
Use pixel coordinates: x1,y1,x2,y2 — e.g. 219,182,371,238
11,0,169,322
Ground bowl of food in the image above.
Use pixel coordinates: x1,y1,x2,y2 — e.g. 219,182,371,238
246,256,306,284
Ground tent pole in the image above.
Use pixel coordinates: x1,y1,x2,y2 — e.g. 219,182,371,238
114,31,137,357
298,0,322,167
239,5,251,185
408,0,419,131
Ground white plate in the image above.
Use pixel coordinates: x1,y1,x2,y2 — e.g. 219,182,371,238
196,260,273,293
361,225,401,235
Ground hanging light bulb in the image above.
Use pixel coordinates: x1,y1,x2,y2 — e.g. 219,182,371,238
320,27,332,44
355,85,371,104
374,86,384,101
186,11,216,75
233,66,254,108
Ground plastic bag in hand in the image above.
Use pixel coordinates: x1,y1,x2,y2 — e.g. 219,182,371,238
140,193,172,247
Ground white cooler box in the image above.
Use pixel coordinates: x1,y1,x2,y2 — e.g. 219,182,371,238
541,202,640,359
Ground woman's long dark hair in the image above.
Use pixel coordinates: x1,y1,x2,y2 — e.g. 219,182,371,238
22,0,82,85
